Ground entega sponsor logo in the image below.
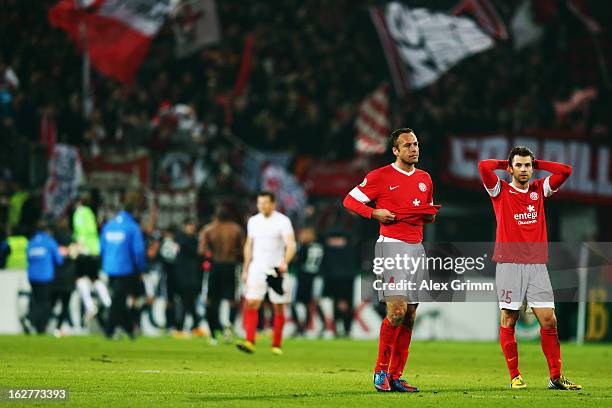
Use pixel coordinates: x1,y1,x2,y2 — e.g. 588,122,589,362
514,205,538,225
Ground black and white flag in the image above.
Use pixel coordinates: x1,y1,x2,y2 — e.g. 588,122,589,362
371,0,507,96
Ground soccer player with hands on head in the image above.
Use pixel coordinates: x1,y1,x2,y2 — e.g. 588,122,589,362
479,146,581,390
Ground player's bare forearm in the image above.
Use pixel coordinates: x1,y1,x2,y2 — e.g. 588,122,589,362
372,209,396,224
534,160,573,190
242,236,253,281
282,233,297,270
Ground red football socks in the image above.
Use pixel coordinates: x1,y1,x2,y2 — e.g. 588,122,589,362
244,308,259,344
389,326,412,380
500,326,520,378
272,310,285,348
374,318,399,373
541,327,562,379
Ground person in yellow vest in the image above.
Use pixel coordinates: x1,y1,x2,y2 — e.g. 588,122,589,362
8,183,29,230
5,229,28,270
73,192,111,323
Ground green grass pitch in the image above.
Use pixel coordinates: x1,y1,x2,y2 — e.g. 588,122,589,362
0,335,610,407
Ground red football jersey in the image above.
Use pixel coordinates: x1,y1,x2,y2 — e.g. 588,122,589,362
349,163,433,243
486,176,556,263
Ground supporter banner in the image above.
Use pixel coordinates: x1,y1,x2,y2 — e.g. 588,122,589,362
86,187,196,229
370,0,507,96
262,164,307,220
82,150,150,188
172,0,220,58
149,189,197,228
302,158,373,197
444,132,612,204
43,144,83,218
241,149,292,192
157,151,194,189
82,150,150,222
355,83,390,155
49,0,176,83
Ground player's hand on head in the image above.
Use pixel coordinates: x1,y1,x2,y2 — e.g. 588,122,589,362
372,209,395,224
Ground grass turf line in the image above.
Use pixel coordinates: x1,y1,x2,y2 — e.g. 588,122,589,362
0,335,610,407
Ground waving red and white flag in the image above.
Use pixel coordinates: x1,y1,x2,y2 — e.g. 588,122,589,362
355,83,390,155
49,0,176,83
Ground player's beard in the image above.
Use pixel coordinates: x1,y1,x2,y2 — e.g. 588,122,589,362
513,173,531,186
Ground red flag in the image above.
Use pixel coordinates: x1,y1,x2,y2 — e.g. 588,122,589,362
48,0,173,83
40,110,57,158
355,83,389,155
452,0,509,40
233,33,256,96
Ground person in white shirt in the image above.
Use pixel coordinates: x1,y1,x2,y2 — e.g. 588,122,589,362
237,191,296,355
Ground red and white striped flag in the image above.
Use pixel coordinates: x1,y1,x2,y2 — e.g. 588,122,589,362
355,83,390,155
49,0,175,83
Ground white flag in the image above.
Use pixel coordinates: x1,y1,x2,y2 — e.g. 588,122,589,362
173,0,220,58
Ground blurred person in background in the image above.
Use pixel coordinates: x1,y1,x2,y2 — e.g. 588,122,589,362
7,181,29,232
4,227,28,271
127,267,156,335
26,218,65,334
128,209,162,334
144,227,164,330
321,229,358,338
0,178,9,239
73,191,111,322
173,219,206,338
100,195,146,339
51,216,77,337
199,205,244,343
237,192,296,355
291,226,325,336
158,227,180,333
0,229,9,268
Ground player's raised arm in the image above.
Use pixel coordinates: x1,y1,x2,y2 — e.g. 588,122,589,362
478,159,507,197
534,160,573,197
